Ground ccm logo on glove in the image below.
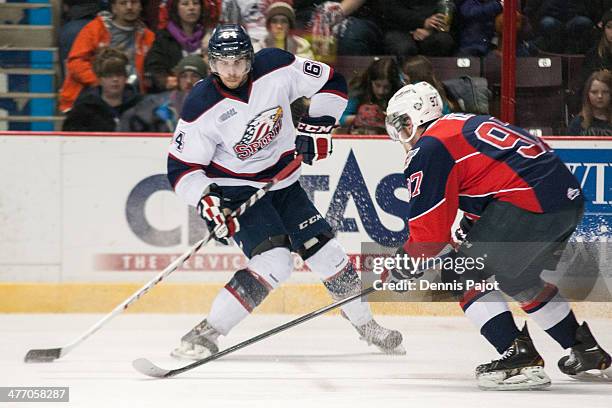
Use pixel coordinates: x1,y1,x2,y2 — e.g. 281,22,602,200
296,122,334,133
295,115,336,165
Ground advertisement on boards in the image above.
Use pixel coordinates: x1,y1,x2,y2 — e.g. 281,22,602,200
0,134,610,282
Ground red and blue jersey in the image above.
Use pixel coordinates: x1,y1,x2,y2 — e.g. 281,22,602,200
402,114,582,256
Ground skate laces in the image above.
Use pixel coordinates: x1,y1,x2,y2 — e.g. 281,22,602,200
194,320,209,333
194,320,218,336
185,320,220,345
498,344,516,362
565,350,579,366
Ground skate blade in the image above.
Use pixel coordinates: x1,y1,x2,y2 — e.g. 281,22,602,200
478,366,552,391
170,347,213,362
359,336,406,355
379,344,407,355
567,366,612,382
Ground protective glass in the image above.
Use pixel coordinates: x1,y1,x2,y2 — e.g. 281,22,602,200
385,112,413,142
210,57,251,77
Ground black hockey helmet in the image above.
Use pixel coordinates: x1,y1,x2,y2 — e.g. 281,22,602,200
208,24,254,74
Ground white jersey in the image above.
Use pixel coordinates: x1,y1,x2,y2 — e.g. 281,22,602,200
167,48,348,206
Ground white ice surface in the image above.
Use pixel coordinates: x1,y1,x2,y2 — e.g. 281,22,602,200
2,314,611,408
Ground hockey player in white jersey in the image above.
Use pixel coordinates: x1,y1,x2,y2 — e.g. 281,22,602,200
167,24,405,359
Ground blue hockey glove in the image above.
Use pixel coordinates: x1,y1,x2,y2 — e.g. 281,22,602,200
295,115,336,165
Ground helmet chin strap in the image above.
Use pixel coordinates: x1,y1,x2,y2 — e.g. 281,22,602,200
399,124,423,147
399,127,417,145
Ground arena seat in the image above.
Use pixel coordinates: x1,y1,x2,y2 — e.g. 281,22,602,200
484,55,565,135
427,57,481,82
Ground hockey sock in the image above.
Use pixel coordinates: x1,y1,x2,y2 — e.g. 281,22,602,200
207,287,250,335
331,262,372,327
480,312,522,354
208,247,293,336
208,269,272,335
519,282,578,349
461,288,520,353
305,239,373,327
544,311,579,349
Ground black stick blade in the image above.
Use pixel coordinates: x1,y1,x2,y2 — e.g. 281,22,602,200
132,358,172,378
24,348,62,363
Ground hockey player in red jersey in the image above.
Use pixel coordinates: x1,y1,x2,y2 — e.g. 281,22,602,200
383,82,611,390
166,24,405,360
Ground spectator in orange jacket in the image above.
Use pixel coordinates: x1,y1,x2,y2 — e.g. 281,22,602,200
59,0,155,112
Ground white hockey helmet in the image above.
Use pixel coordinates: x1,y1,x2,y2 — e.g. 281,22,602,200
385,81,443,143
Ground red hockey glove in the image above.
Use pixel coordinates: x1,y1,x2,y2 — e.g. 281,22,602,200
197,184,240,245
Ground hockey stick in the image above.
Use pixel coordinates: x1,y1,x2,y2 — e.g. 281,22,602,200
24,155,303,363
133,286,377,378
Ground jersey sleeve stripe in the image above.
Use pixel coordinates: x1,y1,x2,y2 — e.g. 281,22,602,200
455,151,481,163
318,89,349,99
168,153,208,167
458,186,534,198
167,154,207,189
318,69,348,99
327,67,334,81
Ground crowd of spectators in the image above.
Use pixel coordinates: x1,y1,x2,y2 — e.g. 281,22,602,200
339,57,402,134
568,70,612,136
55,0,612,136
62,47,141,131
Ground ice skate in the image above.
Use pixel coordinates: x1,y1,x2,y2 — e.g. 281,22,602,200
558,322,612,381
476,324,551,391
353,318,406,355
171,319,220,361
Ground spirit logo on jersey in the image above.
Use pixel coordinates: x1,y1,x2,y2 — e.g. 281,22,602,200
234,106,283,160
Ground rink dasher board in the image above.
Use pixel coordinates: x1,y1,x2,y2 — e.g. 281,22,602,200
0,133,610,284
